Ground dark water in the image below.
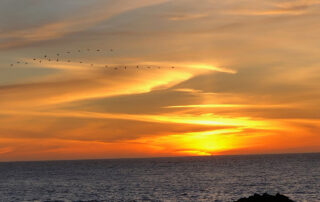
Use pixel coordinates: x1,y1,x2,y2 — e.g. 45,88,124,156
0,153,319,202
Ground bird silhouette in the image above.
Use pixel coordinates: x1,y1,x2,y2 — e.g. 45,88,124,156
11,48,177,73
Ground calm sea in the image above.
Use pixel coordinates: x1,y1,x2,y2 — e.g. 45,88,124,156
0,153,319,202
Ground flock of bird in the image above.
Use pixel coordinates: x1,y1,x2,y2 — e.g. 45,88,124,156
10,48,176,70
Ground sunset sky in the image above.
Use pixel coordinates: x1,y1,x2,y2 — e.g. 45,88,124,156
0,0,320,161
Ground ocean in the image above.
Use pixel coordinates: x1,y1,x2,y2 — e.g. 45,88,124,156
0,153,319,202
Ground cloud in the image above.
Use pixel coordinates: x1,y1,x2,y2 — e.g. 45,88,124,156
225,0,320,16
165,13,209,21
0,111,231,142
0,61,226,110
0,0,169,49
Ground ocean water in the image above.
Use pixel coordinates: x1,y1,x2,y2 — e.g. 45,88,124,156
0,153,319,202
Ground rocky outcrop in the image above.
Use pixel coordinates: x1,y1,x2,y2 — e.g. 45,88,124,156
235,193,294,202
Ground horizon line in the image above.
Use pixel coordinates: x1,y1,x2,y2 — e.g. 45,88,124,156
1,151,319,164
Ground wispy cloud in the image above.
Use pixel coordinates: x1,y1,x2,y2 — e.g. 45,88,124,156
226,0,320,16
0,0,169,49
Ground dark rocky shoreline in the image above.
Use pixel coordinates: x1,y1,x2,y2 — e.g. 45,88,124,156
235,193,294,202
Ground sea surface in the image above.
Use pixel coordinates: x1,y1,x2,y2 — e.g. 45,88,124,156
0,153,319,202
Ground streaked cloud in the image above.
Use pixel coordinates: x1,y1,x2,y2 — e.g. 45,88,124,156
0,0,169,49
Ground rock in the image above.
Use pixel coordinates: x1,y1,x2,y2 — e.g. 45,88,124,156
235,193,295,202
